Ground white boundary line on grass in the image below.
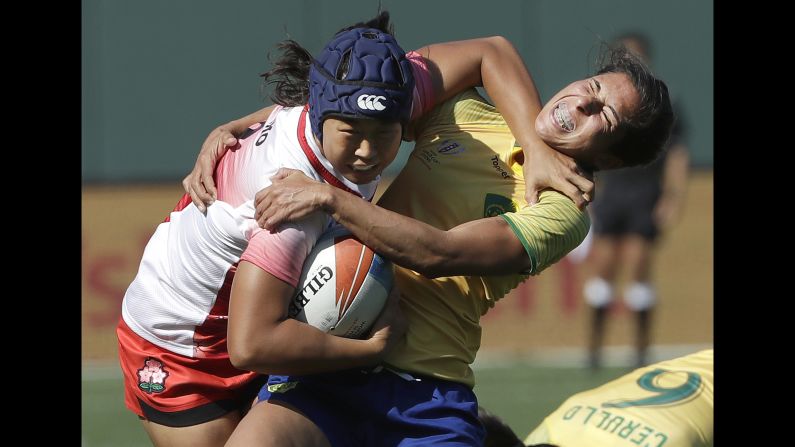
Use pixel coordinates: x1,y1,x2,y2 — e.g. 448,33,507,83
83,343,713,381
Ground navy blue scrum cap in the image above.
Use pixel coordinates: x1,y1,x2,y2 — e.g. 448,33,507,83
308,27,415,142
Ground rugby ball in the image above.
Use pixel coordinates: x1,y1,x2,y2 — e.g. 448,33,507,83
288,228,393,338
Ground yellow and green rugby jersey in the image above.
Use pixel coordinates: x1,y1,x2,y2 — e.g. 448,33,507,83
525,349,714,447
377,89,589,387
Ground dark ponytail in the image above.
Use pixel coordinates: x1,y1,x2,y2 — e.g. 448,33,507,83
260,40,313,107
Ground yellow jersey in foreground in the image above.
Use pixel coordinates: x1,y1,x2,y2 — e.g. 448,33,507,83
525,349,714,447
379,90,589,387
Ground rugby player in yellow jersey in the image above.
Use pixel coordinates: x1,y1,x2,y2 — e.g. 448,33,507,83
480,349,713,447
187,37,673,447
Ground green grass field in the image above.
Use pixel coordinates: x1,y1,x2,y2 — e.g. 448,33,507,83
82,363,626,447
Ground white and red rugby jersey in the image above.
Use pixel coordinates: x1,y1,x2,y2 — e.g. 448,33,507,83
120,106,379,358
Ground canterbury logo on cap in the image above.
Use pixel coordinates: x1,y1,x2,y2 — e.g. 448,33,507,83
357,95,387,111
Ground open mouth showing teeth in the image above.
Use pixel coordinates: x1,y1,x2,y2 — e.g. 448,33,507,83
554,102,574,132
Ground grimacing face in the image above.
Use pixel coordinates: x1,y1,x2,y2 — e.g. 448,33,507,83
535,72,641,169
319,117,402,184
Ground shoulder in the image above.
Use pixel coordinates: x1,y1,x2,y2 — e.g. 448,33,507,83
415,89,505,132
510,190,589,228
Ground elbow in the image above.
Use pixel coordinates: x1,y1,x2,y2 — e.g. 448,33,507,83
228,342,257,371
484,35,515,53
228,339,276,372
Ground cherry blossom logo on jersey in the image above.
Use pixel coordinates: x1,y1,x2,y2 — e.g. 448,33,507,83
137,358,170,394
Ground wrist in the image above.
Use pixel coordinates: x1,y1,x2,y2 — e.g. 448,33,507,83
518,131,549,150
319,184,340,214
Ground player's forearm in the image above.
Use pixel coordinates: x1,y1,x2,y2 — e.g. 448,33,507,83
228,262,383,374
231,319,381,375
321,186,465,277
417,37,549,166
478,36,548,158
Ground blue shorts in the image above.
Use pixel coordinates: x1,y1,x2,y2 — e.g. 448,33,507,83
258,367,485,446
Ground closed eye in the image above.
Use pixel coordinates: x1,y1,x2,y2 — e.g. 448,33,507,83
591,79,617,130
602,111,613,130
606,105,620,130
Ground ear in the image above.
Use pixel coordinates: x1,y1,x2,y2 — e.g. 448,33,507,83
594,152,623,170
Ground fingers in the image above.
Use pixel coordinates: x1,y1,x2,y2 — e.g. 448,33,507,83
526,179,587,210
570,163,594,198
270,168,290,181
255,201,269,228
182,128,233,214
369,284,404,337
258,211,280,231
569,176,595,205
182,176,203,212
197,142,221,202
254,193,280,230
183,172,212,213
524,188,540,206
560,183,587,210
555,164,594,209
200,171,218,202
254,189,270,220
270,167,299,181
191,185,211,213
223,135,238,147
254,187,267,207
